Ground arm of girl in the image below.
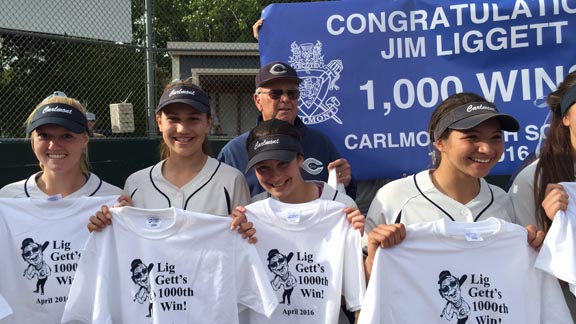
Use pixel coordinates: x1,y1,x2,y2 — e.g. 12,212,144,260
230,206,257,244
87,195,132,232
525,224,546,251
252,19,263,41
343,207,365,235
364,223,406,279
542,183,569,222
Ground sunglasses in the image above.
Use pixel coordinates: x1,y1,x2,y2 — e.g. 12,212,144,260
269,256,286,268
258,89,300,100
440,280,458,293
22,245,41,257
133,267,149,279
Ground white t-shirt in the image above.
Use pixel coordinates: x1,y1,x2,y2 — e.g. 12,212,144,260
0,294,12,320
241,198,365,324
0,172,121,199
124,157,250,216
508,159,541,228
535,182,576,292
0,196,119,324
358,217,572,324
251,181,357,208
366,170,515,231
61,206,278,324
0,216,14,321
511,167,576,324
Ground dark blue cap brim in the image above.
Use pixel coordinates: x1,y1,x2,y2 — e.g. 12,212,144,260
449,114,520,133
156,98,210,114
27,103,89,134
245,150,297,173
27,116,87,134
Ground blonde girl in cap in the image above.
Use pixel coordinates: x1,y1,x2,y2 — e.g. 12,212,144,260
364,92,545,278
88,79,254,238
0,92,121,198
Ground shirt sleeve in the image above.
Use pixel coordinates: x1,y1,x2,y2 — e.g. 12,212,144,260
539,268,574,324
234,235,278,318
0,211,22,320
365,186,388,232
216,142,231,163
507,162,538,228
230,173,252,210
342,226,366,311
0,293,12,320
217,136,247,172
535,206,576,285
356,249,384,324
61,233,110,324
0,214,17,319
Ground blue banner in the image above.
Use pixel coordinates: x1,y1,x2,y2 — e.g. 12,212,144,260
258,0,576,180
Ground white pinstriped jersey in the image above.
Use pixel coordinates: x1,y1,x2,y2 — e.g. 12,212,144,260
366,170,514,231
124,157,250,216
0,172,121,198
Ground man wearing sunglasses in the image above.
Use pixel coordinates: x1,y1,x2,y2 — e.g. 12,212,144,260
218,61,356,199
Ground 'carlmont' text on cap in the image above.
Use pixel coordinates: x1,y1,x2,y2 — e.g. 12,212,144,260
254,138,280,150
245,134,303,172
465,103,496,113
169,89,196,97
26,102,89,134
42,105,74,115
432,101,519,141
156,85,211,114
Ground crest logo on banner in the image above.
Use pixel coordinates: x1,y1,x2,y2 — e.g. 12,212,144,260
289,41,343,125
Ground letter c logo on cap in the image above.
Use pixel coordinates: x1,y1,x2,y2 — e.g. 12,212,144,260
269,63,288,75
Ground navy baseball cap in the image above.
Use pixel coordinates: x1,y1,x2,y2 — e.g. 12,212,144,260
26,103,89,134
245,134,302,172
156,85,211,114
433,102,519,141
255,61,302,88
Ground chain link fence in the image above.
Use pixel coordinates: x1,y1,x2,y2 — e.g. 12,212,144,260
0,0,319,140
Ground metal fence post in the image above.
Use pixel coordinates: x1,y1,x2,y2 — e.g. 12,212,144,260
145,0,157,138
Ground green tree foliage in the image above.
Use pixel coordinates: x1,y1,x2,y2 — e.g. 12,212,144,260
0,0,319,138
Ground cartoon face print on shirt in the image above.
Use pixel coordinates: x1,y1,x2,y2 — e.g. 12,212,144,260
130,259,156,318
438,270,471,324
267,249,298,305
21,238,52,295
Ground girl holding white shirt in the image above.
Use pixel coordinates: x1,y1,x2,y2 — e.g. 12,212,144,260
364,92,544,277
88,79,253,237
